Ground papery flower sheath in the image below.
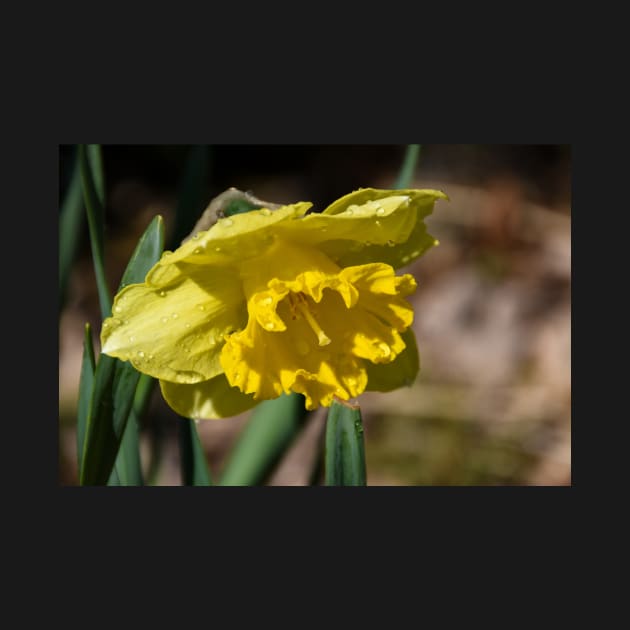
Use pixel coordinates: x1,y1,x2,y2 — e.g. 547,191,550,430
100,188,447,419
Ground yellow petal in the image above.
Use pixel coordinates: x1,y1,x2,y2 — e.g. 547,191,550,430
160,374,258,420
150,202,312,275
101,263,246,383
365,328,420,391
275,188,447,269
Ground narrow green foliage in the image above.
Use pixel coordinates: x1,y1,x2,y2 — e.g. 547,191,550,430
79,144,111,319
80,217,165,485
178,419,212,486
394,144,422,189
325,399,367,486
76,324,95,475
59,150,85,304
219,393,309,486
171,145,210,247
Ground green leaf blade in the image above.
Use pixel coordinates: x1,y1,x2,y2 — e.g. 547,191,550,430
59,150,85,304
80,216,165,485
324,399,367,486
219,393,309,486
394,144,421,189
76,323,95,476
79,144,111,320
178,419,212,486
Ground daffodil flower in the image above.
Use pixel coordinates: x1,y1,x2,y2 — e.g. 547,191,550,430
100,188,447,419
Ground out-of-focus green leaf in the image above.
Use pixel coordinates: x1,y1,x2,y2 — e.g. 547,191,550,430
178,418,212,486
59,150,84,304
394,144,421,189
76,323,95,476
325,399,366,486
219,393,309,486
79,144,111,320
80,216,165,485
171,145,210,247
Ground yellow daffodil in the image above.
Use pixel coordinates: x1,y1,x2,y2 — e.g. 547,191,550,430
100,188,447,419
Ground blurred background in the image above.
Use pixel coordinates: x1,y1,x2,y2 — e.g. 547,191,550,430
59,145,571,485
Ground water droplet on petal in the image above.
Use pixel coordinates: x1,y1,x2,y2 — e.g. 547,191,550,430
129,336,136,342
387,240,396,247
161,316,169,323
378,342,391,358
375,220,381,227
115,306,122,313
102,322,109,328
261,296,273,306
260,208,271,217
346,207,354,216
138,351,145,358
194,248,201,254
265,322,275,330
148,354,154,360
215,246,222,252
376,206,385,216
172,313,179,319
159,290,166,297
185,323,191,329
223,218,234,226
198,305,206,311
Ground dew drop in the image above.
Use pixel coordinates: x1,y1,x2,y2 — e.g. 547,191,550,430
265,322,275,330
102,322,109,328
261,296,273,306
129,336,136,343
148,354,154,360
185,323,191,329
375,220,381,227
402,255,411,264
387,240,396,247
198,305,206,311
138,351,145,358
223,218,234,226
411,250,420,258
194,248,202,254
260,208,271,217
161,316,169,323
172,313,179,319
159,290,166,297
114,306,122,313
208,339,216,348
376,206,385,216
215,246,222,252
378,342,391,358
346,207,354,216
